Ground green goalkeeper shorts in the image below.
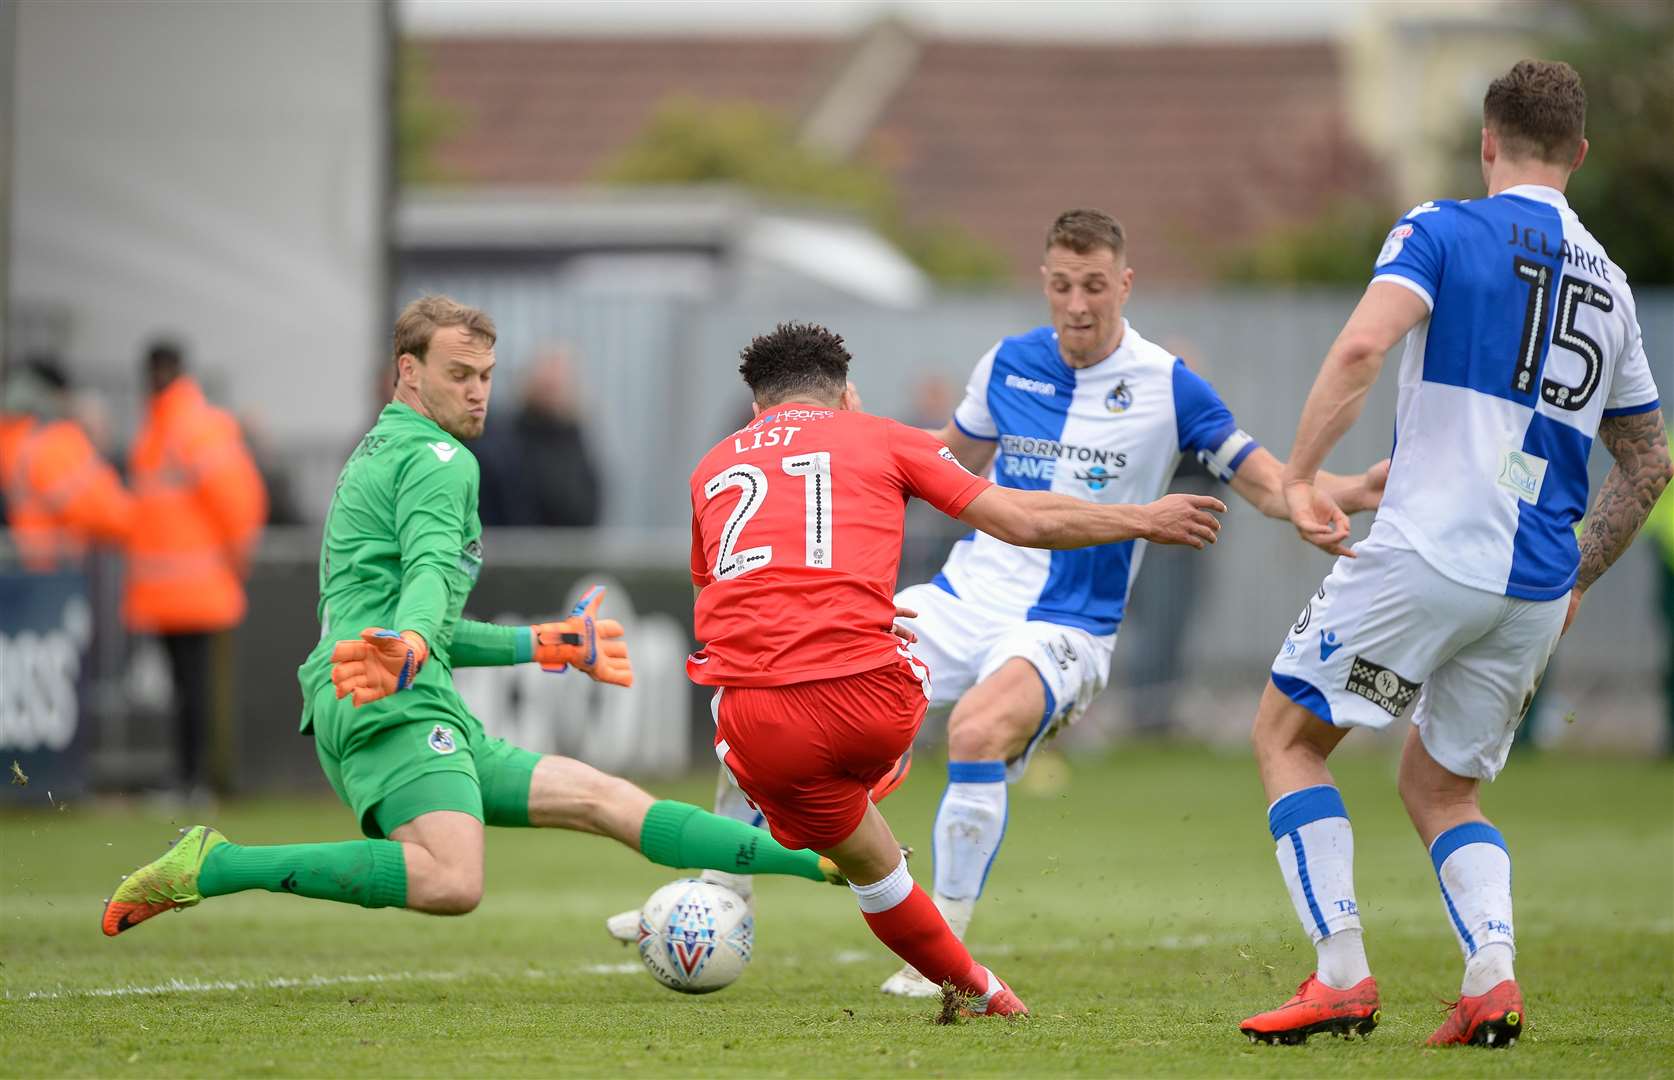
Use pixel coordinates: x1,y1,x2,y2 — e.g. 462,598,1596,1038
306,680,541,838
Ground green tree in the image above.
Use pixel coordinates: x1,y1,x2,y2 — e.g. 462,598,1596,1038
396,43,464,186
600,98,1008,286
1546,0,1674,284
1215,199,1400,285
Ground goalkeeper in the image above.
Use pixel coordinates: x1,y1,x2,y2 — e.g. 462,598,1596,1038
103,296,845,935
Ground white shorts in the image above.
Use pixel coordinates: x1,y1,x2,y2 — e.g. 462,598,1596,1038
1269,521,1566,781
894,581,1116,781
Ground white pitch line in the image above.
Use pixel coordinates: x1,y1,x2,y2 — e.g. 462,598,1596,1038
5,969,475,1002
5,962,661,1002
576,962,643,976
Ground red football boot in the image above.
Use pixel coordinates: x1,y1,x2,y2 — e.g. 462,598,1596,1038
942,967,1029,1021
1240,973,1381,1045
869,748,913,803
1427,980,1525,1048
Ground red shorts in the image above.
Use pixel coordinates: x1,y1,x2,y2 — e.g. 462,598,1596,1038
713,649,930,851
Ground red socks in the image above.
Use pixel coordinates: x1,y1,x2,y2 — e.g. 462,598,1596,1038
853,861,984,994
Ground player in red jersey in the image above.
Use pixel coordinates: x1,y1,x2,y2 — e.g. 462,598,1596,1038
688,323,1226,1016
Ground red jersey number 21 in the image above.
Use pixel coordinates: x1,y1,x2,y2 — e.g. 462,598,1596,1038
703,451,833,579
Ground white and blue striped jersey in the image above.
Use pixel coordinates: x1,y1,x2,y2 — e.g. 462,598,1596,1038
1369,184,1660,600
934,320,1256,635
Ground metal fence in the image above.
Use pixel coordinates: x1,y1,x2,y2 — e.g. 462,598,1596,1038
386,275,1673,680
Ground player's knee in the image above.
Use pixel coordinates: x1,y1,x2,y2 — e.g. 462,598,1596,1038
1251,689,1335,760
428,867,483,915
533,756,647,835
946,706,1028,762
408,851,483,915
574,772,646,833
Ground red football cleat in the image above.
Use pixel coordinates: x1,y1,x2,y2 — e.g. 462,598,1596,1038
1240,973,1381,1045
869,748,913,804
940,966,1028,1021
971,972,1029,1018
1427,979,1525,1048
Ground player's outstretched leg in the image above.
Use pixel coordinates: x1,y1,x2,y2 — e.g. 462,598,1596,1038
833,802,1026,1018
606,758,915,944
1241,684,1380,1044
523,755,843,885
884,658,1041,998
103,824,410,935
1398,728,1524,1048
605,766,763,942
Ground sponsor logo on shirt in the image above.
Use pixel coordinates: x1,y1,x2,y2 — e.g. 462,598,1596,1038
1497,449,1548,505
1105,380,1133,414
1004,373,1057,397
428,441,459,463
1076,464,1115,491
752,408,833,426
1000,435,1128,484
1344,656,1420,717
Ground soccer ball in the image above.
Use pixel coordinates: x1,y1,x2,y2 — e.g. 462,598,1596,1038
635,879,753,994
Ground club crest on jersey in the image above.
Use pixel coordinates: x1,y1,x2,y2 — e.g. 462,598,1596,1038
428,725,457,754
1105,380,1133,413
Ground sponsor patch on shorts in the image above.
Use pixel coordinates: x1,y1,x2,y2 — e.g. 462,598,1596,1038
1345,656,1420,716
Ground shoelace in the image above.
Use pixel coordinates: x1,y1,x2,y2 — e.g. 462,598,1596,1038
1283,976,1317,1004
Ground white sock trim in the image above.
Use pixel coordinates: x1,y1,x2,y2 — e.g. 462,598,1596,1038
850,857,913,914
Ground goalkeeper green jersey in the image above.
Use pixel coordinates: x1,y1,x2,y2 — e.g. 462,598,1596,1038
297,403,484,731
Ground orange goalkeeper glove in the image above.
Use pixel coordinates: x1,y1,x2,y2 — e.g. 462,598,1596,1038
331,628,429,707
535,585,633,687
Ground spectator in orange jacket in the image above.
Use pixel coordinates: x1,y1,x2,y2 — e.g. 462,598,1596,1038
0,356,134,572
126,341,267,797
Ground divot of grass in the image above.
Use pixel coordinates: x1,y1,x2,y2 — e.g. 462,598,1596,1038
936,982,977,1025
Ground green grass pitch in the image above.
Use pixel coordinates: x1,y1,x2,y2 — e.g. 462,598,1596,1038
3,745,1670,1077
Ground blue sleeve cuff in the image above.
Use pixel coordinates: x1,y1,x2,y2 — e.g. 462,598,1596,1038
1602,398,1661,418
952,414,998,442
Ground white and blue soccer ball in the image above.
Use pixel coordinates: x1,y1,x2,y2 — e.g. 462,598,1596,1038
635,879,753,994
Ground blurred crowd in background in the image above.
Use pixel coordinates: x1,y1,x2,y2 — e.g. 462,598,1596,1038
2,0,1670,802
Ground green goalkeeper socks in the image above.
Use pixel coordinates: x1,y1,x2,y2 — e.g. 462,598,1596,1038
199,839,408,909
638,800,826,882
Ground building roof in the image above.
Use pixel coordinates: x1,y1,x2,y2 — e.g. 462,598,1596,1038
418,34,1386,282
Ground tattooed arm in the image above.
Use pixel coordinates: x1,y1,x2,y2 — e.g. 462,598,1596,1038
1568,410,1674,631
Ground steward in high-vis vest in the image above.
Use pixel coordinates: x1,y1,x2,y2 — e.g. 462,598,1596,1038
124,344,266,634
0,357,133,572
125,341,266,795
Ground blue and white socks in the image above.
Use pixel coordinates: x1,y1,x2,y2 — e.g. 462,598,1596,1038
1267,787,1517,996
1268,785,1371,989
930,760,1009,938
1431,822,1516,996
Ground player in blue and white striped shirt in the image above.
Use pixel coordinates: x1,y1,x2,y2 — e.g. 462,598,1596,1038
872,209,1388,998
1243,59,1670,1049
